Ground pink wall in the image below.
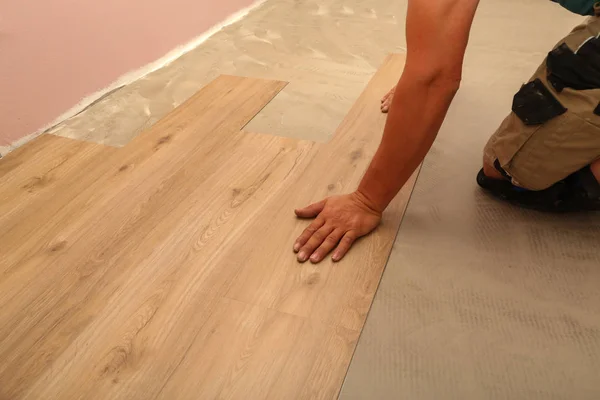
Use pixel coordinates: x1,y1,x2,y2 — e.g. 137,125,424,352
0,0,254,147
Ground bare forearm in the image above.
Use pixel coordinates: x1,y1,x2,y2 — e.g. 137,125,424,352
357,74,459,212
291,0,479,263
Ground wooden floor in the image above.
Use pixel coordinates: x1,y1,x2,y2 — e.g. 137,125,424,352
0,54,416,400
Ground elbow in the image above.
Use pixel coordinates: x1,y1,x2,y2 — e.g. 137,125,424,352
432,72,461,94
423,70,462,95
404,63,463,93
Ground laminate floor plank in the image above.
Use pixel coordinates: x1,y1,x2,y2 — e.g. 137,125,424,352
156,298,358,400
0,135,68,180
1,55,415,400
0,135,113,229
156,298,308,400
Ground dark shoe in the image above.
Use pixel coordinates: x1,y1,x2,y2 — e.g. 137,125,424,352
477,169,570,212
562,166,600,211
477,167,600,212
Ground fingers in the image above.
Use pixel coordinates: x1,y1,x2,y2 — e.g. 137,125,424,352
293,217,326,253
381,89,393,103
332,231,357,262
381,88,395,113
381,87,395,110
381,98,391,113
297,224,335,263
295,199,326,219
308,229,344,263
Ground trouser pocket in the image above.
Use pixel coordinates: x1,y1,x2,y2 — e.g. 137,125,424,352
512,78,567,125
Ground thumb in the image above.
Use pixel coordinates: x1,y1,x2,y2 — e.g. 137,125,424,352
295,199,326,218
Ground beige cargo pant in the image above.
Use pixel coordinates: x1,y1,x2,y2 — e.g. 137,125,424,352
484,11,600,190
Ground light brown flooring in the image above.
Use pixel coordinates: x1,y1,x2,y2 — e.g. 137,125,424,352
0,55,415,400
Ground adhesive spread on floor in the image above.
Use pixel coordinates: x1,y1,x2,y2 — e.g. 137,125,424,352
0,55,416,400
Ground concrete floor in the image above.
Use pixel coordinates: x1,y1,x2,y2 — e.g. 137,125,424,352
40,0,600,398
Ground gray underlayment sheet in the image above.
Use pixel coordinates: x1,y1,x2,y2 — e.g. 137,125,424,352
339,5,600,395
339,75,600,400
340,178,600,399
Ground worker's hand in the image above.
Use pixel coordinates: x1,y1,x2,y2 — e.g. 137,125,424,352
293,191,382,263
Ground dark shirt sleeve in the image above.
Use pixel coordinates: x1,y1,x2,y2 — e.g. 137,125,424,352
551,0,595,15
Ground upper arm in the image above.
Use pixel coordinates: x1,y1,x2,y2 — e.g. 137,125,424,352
403,0,480,83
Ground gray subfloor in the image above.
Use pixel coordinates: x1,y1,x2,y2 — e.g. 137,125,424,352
26,0,600,398
340,2,600,399
341,93,600,395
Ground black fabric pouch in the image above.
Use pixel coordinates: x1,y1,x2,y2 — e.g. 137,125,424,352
512,78,567,125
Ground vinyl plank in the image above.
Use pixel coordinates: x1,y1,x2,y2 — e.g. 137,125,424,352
155,299,358,400
0,135,64,180
155,298,307,400
0,135,113,222
0,137,116,240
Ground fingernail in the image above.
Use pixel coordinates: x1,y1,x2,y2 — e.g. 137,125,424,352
310,254,319,263
293,243,300,252
298,251,307,262
332,253,340,262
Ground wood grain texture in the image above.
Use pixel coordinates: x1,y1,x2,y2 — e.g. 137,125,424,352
0,54,414,400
